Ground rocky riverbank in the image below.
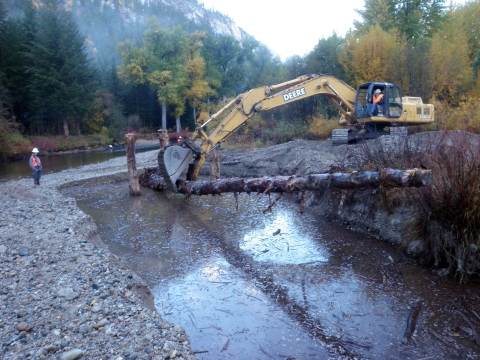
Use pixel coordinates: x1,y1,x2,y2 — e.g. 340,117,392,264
0,150,197,359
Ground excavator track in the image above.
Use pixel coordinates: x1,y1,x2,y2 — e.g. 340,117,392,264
158,148,179,193
390,126,408,136
332,129,351,146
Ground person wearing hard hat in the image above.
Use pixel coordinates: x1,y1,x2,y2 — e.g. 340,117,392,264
29,148,42,185
369,88,384,117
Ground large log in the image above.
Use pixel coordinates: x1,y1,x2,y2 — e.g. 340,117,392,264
139,167,433,195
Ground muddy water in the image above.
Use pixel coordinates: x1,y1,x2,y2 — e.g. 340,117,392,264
63,182,480,359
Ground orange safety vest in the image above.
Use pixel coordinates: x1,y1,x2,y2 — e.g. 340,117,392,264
373,93,384,104
31,155,41,167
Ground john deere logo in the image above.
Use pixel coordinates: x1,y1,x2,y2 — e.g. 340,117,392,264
283,87,306,102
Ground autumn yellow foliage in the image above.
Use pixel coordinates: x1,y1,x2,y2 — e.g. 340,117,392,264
340,25,400,85
307,115,339,139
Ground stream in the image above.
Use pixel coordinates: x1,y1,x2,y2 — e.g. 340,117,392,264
0,145,156,183
61,180,480,360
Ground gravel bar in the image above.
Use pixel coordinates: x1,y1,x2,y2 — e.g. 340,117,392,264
0,149,197,360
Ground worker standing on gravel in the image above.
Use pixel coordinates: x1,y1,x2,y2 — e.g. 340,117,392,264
29,148,42,185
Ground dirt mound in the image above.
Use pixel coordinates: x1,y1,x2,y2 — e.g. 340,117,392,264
201,139,355,178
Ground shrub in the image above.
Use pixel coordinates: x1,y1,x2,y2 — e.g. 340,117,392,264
223,133,259,150
29,135,111,153
31,137,58,152
432,98,480,134
7,133,32,158
403,131,480,283
307,115,339,139
356,131,480,282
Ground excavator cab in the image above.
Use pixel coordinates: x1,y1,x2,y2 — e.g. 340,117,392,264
354,82,403,119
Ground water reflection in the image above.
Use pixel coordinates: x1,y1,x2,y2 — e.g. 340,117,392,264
240,209,328,264
153,256,328,359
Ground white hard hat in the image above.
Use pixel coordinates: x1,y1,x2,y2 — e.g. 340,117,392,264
32,148,39,153
374,89,381,94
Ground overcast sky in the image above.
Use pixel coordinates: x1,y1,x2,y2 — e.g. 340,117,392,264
200,0,362,60
200,0,469,61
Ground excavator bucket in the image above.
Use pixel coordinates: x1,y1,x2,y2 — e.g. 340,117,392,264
158,145,193,192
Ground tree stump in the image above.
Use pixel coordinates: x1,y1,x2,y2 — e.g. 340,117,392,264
126,133,141,196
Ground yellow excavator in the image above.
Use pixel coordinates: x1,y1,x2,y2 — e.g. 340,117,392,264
159,74,434,192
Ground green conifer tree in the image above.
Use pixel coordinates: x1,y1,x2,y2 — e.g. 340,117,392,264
26,0,96,136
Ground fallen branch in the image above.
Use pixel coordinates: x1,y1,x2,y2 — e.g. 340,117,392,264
402,301,423,345
453,310,480,346
221,339,230,352
259,345,276,359
263,193,284,214
139,167,433,195
429,329,453,348
472,309,480,323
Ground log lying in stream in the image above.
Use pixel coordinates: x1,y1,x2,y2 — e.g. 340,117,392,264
139,167,433,195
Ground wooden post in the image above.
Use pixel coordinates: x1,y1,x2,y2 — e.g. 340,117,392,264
158,129,168,150
210,148,221,180
126,133,141,196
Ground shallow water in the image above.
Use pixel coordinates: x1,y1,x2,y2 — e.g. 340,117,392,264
63,182,480,359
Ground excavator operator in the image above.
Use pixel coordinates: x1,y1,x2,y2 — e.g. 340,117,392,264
370,88,384,116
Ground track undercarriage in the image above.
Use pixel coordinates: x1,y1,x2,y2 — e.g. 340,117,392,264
331,123,407,146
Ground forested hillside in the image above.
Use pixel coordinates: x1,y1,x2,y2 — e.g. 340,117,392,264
0,0,479,159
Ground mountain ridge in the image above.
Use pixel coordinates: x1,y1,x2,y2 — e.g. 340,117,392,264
4,0,255,68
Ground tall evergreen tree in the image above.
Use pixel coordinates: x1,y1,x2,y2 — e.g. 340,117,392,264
202,35,258,100
0,18,30,126
355,0,446,41
26,0,96,136
403,38,432,99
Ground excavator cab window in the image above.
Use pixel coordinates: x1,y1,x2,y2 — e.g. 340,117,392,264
355,83,386,118
386,86,402,118
356,83,403,119
354,85,370,119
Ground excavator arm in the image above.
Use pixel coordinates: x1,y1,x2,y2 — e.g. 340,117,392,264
159,74,358,191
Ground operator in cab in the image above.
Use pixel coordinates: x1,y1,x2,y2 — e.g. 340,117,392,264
369,89,384,117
